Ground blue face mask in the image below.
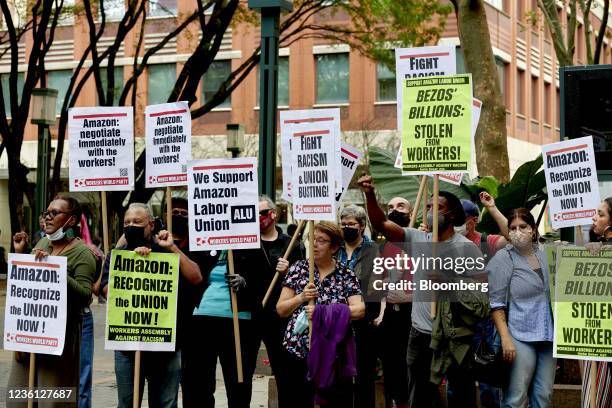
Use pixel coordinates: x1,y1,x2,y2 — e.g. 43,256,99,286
46,218,72,242
293,309,309,335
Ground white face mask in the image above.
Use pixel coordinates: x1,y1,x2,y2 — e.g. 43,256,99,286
46,219,72,242
454,224,467,236
509,228,533,248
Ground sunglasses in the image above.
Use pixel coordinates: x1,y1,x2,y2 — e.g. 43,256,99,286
259,209,273,216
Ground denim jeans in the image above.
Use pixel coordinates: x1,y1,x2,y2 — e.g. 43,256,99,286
502,338,555,408
79,310,94,408
115,350,181,408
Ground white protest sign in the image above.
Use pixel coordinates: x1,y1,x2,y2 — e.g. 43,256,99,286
145,102,191,187
69,107,134,191
542,136,600,229
3,254,67,355
436,98,482,185
394,45,457,169
280,109,342,202
188,157,260,251
336,142,363,202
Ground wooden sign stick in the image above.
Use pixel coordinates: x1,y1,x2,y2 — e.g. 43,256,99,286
228,249,244,383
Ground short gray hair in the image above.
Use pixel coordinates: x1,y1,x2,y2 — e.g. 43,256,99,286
258,194,276,209
340,205,367,226
127,203,153,221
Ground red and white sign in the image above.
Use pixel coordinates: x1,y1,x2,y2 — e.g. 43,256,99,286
69,107,134,191
3,254,67,355
542,136,600,229
337,142,364,202
145,102,192,188
188,158,261,251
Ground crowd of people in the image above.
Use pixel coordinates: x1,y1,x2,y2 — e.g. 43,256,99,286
6,175,612,408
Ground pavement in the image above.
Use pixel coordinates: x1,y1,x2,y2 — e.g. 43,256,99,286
0,280,271,407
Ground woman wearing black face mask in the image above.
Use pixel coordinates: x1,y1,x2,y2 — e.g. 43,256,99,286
10,195,96,402
337,205,381,408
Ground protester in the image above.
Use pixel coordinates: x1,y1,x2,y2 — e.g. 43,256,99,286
337,205,380,408
277,221,365,408
182,243,259,407
100,202,203,408
582,197,612,407
375,196,413,408
458,193,508,256
358,174,484,407
488,208,555,408
234,194,304,408
9,195,96,406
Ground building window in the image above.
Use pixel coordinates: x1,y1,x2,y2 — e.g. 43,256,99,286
495,58,509,108
47,70,72,115
556,89,560,128
316,53,349,104
516,0,525,20
516,69,525,115
484,0,504,11
99,0,124,21
531,76,539,120
148,64,176,105
256,57,289,107
149,0,176,17
376,63,395,102
202,60,231,109
100,66,124,106
1,72,24,117
544,82,551,124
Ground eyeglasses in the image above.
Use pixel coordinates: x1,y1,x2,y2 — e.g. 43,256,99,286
259,209,272,216
172,209,188,217
41,210,70,220
340,222,360,228
313,238,331,245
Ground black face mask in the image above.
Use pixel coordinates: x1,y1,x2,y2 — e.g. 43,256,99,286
388,210,410,227
124,225,148,250
172,215,188,236
342,227,360,243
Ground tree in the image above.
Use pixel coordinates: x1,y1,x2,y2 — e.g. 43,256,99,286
1,0,452,238
451,0,510,182
538,0,610,66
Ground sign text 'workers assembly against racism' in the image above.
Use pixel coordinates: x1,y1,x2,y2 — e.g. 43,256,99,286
280,109,342,203
69,107,134,191
188,157,261,251
553,247,612,361
3,254,67,355
105,250,179,352
145,101,192,188
401,74,473,174
542,136,601,229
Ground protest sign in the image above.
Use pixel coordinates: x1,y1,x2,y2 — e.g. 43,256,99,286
280,109,342,202
336,142,364,202
394,46,457,169
290,117,340,221
69,107,134,191
105,250,179,352
545,245,557,305
542,136,600,229
145,102,191,187
553,247,612,361
400,74,473,174
3,254,67,355
188,157,260,251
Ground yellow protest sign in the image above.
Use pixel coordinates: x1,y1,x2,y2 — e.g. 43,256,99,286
401,74,472,174
553,247,612,361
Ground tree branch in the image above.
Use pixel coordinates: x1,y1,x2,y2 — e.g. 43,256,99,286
594,0,609,63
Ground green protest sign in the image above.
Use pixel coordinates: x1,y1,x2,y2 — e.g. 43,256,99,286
401,74,472,174
105,249,180,351
545,245,557,305
553,246,612,361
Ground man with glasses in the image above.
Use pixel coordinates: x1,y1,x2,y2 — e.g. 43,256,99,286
233,194,305,407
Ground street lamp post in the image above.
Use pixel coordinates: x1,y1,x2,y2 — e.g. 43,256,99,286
30,88,58,231
227,123,245,159
249,0,293,201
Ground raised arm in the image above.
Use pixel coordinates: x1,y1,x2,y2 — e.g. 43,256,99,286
480,192,509,241
358,175,406,242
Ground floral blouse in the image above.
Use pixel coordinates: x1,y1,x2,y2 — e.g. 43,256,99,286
281,259,362,359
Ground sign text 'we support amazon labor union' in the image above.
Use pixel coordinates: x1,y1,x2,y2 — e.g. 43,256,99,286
401,74,473,174
188,157,261,251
